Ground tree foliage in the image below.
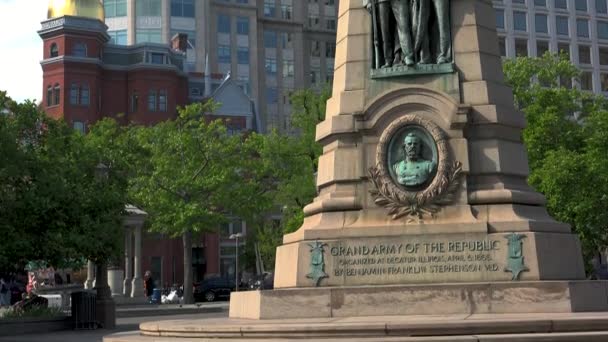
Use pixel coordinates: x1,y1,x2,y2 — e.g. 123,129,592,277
127,102,266,302
503,53,608,263
0,92,127,270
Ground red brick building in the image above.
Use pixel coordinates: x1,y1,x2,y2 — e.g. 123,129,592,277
39,7,258,288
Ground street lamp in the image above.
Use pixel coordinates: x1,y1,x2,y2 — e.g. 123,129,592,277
229,233,243,292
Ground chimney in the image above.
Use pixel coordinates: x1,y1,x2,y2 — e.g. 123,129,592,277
171,33,188,53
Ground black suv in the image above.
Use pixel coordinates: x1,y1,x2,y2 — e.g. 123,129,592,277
194,277,236,302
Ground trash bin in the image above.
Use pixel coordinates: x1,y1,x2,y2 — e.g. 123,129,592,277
151,288,161,304
71,291,97,329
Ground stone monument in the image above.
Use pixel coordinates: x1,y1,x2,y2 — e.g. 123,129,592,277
105,0,608,340
229,0,608,319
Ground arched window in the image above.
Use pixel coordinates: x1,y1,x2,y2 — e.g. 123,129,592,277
53,84,61,106
50,43,58,58
46,86,53,107
80,84,90,105
72,43,87,57
158,89,167,112
70,83,80,105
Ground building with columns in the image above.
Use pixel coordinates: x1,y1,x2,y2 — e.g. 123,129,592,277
102,0,338,134
494,0,608,93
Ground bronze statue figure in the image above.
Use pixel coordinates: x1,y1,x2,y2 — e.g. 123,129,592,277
365,0,414,68
392,133,436,186
365,0,452,68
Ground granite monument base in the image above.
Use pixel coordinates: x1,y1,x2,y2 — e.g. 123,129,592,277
103,311,608,341
229,281,608,320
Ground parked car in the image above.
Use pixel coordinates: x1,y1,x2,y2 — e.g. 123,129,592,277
193,277,235,302
248,272,274,290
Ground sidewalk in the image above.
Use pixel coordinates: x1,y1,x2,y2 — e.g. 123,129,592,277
116,301,228,318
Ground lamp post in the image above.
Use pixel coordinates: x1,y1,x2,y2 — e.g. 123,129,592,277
229,233,243,292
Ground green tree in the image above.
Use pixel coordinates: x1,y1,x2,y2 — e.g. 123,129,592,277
0,92,127,270
503,53,608,265
240,86,330,270
128,102,261,303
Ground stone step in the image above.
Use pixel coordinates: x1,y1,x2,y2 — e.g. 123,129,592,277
105,331,608,342
103,312,608,341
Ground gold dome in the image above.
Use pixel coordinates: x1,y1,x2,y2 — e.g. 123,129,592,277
48,0,104,21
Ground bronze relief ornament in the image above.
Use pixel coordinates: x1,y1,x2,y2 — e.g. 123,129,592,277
369,115,462,220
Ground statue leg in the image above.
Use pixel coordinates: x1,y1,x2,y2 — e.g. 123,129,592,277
432,0,451,63
379,2,394,68
391,0,414,66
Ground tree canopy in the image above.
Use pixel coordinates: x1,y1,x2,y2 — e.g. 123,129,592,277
503,53,608,263
0,92,127,270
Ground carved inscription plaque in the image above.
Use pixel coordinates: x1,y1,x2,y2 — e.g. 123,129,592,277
309,233,529,286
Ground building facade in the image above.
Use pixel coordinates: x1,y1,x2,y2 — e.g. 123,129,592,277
102,0,338,134
40,1,261,289
494,0,608,92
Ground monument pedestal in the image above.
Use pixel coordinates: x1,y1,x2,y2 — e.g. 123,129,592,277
229,281,608,320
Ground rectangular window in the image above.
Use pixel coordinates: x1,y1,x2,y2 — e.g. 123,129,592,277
236,17,249,35
150,53,164,64
158,90,167,112
281,33,294,49
136,0,161,16
577,19,589,37
264,30,277,48
515,39,528,56
171,0,195,17
579,45,591,64
535,14,547,33
81,85,89,105
558,42,570,57
282,59,294,77
266,87,278,103
600,47,608,65
580,71,593,90
498,37,506,56
534,0,546,6
109,30,128,45
555,0,567,8
598,21,608,39
326,18,336,30
70,84,79,105
496,9,505,29
311,41,321,57
537,40,549,56
556,16,569,36
218,45,231,63
597,0,608,13
281,4,293,19
104,0,127,17
326,42,336,57
218,14,231,33
136,29,162,43
237,47,249,64
575,0,587,11
265,58,277,74
512,0,525,3
513,11,527,31
601,73,608,92
148,90,157,111
264,0,276,17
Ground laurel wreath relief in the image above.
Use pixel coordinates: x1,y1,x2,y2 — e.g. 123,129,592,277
369,161,462,220
369,115,462,221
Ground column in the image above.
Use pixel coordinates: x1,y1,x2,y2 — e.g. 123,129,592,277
123,228,133,296
127,0,136,45
84,260,95,289
131,224,144,297
162,0,171,43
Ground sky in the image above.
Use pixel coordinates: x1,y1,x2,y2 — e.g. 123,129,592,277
0,1,48,103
